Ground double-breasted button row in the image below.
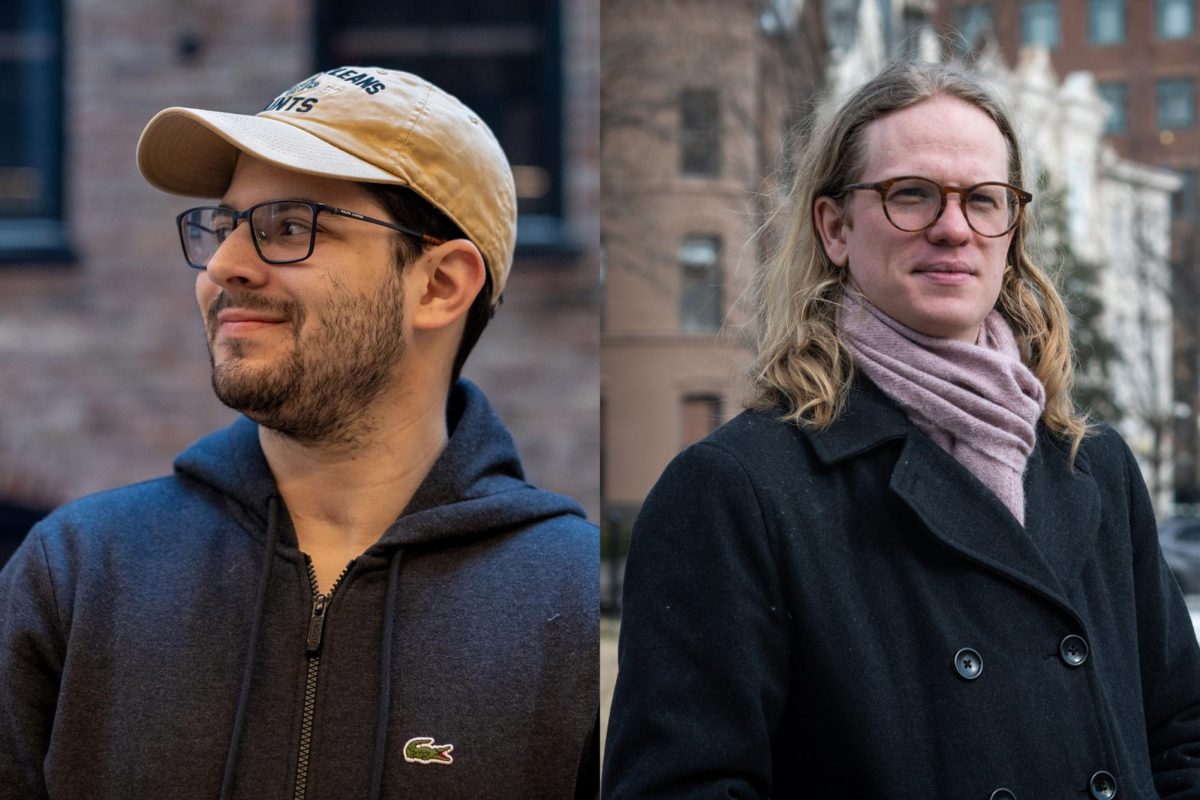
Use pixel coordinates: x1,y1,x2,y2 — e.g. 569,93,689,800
985,771,1115,800
953,636,1089,680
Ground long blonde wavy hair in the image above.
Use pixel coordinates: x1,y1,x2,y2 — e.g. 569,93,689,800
749,60,1088,459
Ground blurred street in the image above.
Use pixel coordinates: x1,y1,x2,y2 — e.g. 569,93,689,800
600,617,619,765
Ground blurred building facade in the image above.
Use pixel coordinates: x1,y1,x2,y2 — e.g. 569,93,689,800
600,0,827,532
932,0,1200,506
602,0,1198,542
1005,50,1179,511
0,0,600,550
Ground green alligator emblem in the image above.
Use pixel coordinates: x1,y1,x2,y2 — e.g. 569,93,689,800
403,736,454,765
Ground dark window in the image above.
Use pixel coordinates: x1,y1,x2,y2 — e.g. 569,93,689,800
1021,0,1060,47
0,0,69,262
900,8,931,58
0,500,49,568
1176,169,1195,260
1098,82,1128,134
1088,0,1125,44
954,4,994,52
1158,0,1194,39
317,0,567,249
679,235,721,331
1172,169,1197,223
681,393,722,447
679,89,720,177
1157,78,1196,129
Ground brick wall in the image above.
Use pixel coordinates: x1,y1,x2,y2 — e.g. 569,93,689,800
0,0,598,521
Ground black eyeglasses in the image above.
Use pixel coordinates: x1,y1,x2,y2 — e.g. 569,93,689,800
842,176,1033,238
176,199,446,270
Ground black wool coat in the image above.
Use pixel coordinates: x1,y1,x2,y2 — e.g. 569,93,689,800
603,379,1200,800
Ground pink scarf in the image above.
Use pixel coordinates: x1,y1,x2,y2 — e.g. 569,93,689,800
838,290,1046,525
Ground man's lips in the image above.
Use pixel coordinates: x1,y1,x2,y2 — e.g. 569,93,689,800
914,263,975,284
214,308,288,335
914,262,974,274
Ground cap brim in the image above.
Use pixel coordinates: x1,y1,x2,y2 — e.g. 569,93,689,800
136,107,401,198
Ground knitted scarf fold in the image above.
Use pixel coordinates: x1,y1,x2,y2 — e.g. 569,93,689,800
839,290,1046,525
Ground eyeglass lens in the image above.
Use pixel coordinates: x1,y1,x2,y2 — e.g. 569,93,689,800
883,178,1021,236
179,201,317,268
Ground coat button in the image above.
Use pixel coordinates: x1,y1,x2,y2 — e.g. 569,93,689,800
1089,770,1117,799
954,647,983,680
1060,635,1089,667
990,789,1016,800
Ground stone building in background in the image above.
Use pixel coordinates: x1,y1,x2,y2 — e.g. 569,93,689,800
1003,49,1180,512
0,0,600,550
600,0,827,538
932,0,1200,507
810,0,1189,513
601,0,1197,548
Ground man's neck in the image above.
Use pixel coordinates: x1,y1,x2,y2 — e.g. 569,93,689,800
258,386,450,590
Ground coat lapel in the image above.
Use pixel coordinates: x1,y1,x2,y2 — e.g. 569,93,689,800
889,431,1078,618
810,378,1100,621
1020,429,1103,588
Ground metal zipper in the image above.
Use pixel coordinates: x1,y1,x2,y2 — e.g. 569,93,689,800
292,557,354,800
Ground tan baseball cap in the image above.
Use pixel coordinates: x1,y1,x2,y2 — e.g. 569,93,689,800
136,66,516,303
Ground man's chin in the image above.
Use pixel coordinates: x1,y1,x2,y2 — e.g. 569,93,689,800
211,366,284,412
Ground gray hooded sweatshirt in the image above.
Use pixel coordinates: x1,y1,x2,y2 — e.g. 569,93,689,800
0,380,599,799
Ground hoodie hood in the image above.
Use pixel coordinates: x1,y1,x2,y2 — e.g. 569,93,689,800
173,379,586,551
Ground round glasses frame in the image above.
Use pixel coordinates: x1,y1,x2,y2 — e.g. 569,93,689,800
841,176,1033,238
175,199,447,270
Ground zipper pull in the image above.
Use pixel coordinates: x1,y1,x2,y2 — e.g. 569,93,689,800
306,594,329,655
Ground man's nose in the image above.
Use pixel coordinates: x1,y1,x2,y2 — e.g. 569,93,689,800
926,192,973,244
203,223,271,289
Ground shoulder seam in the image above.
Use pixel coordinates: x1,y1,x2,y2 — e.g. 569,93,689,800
34,530,68,658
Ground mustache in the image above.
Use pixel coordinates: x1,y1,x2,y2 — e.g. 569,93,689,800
205,292,302,334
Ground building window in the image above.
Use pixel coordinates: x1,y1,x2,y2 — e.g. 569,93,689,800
681,393,722,447
1158,0,1194,38
1172,169,1198,261
0,499,49,568
0,0,69,262
1173,170,1197,219
900,8,932,59
1088,0,1125,44
317,1,567,248
1098,82,1128,134
679,89,720,177
1172,171,1197,253
1157,79,1196,129
679,236,721,331
954,4,994,52
1021,0,1060,48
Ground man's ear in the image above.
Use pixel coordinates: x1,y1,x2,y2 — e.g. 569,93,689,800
408,239,487,332
813,196,850,267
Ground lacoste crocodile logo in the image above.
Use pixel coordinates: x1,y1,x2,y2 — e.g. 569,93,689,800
403,736,454,765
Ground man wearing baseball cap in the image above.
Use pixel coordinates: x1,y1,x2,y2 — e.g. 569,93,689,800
0,67,598,799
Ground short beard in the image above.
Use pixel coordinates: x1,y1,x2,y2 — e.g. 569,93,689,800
206,270,407,448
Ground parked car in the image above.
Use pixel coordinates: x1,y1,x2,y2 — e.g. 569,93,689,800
1159,517,1200,595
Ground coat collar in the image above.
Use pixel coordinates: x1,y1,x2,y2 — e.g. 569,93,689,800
806,377,912,465
808,375,1101,623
